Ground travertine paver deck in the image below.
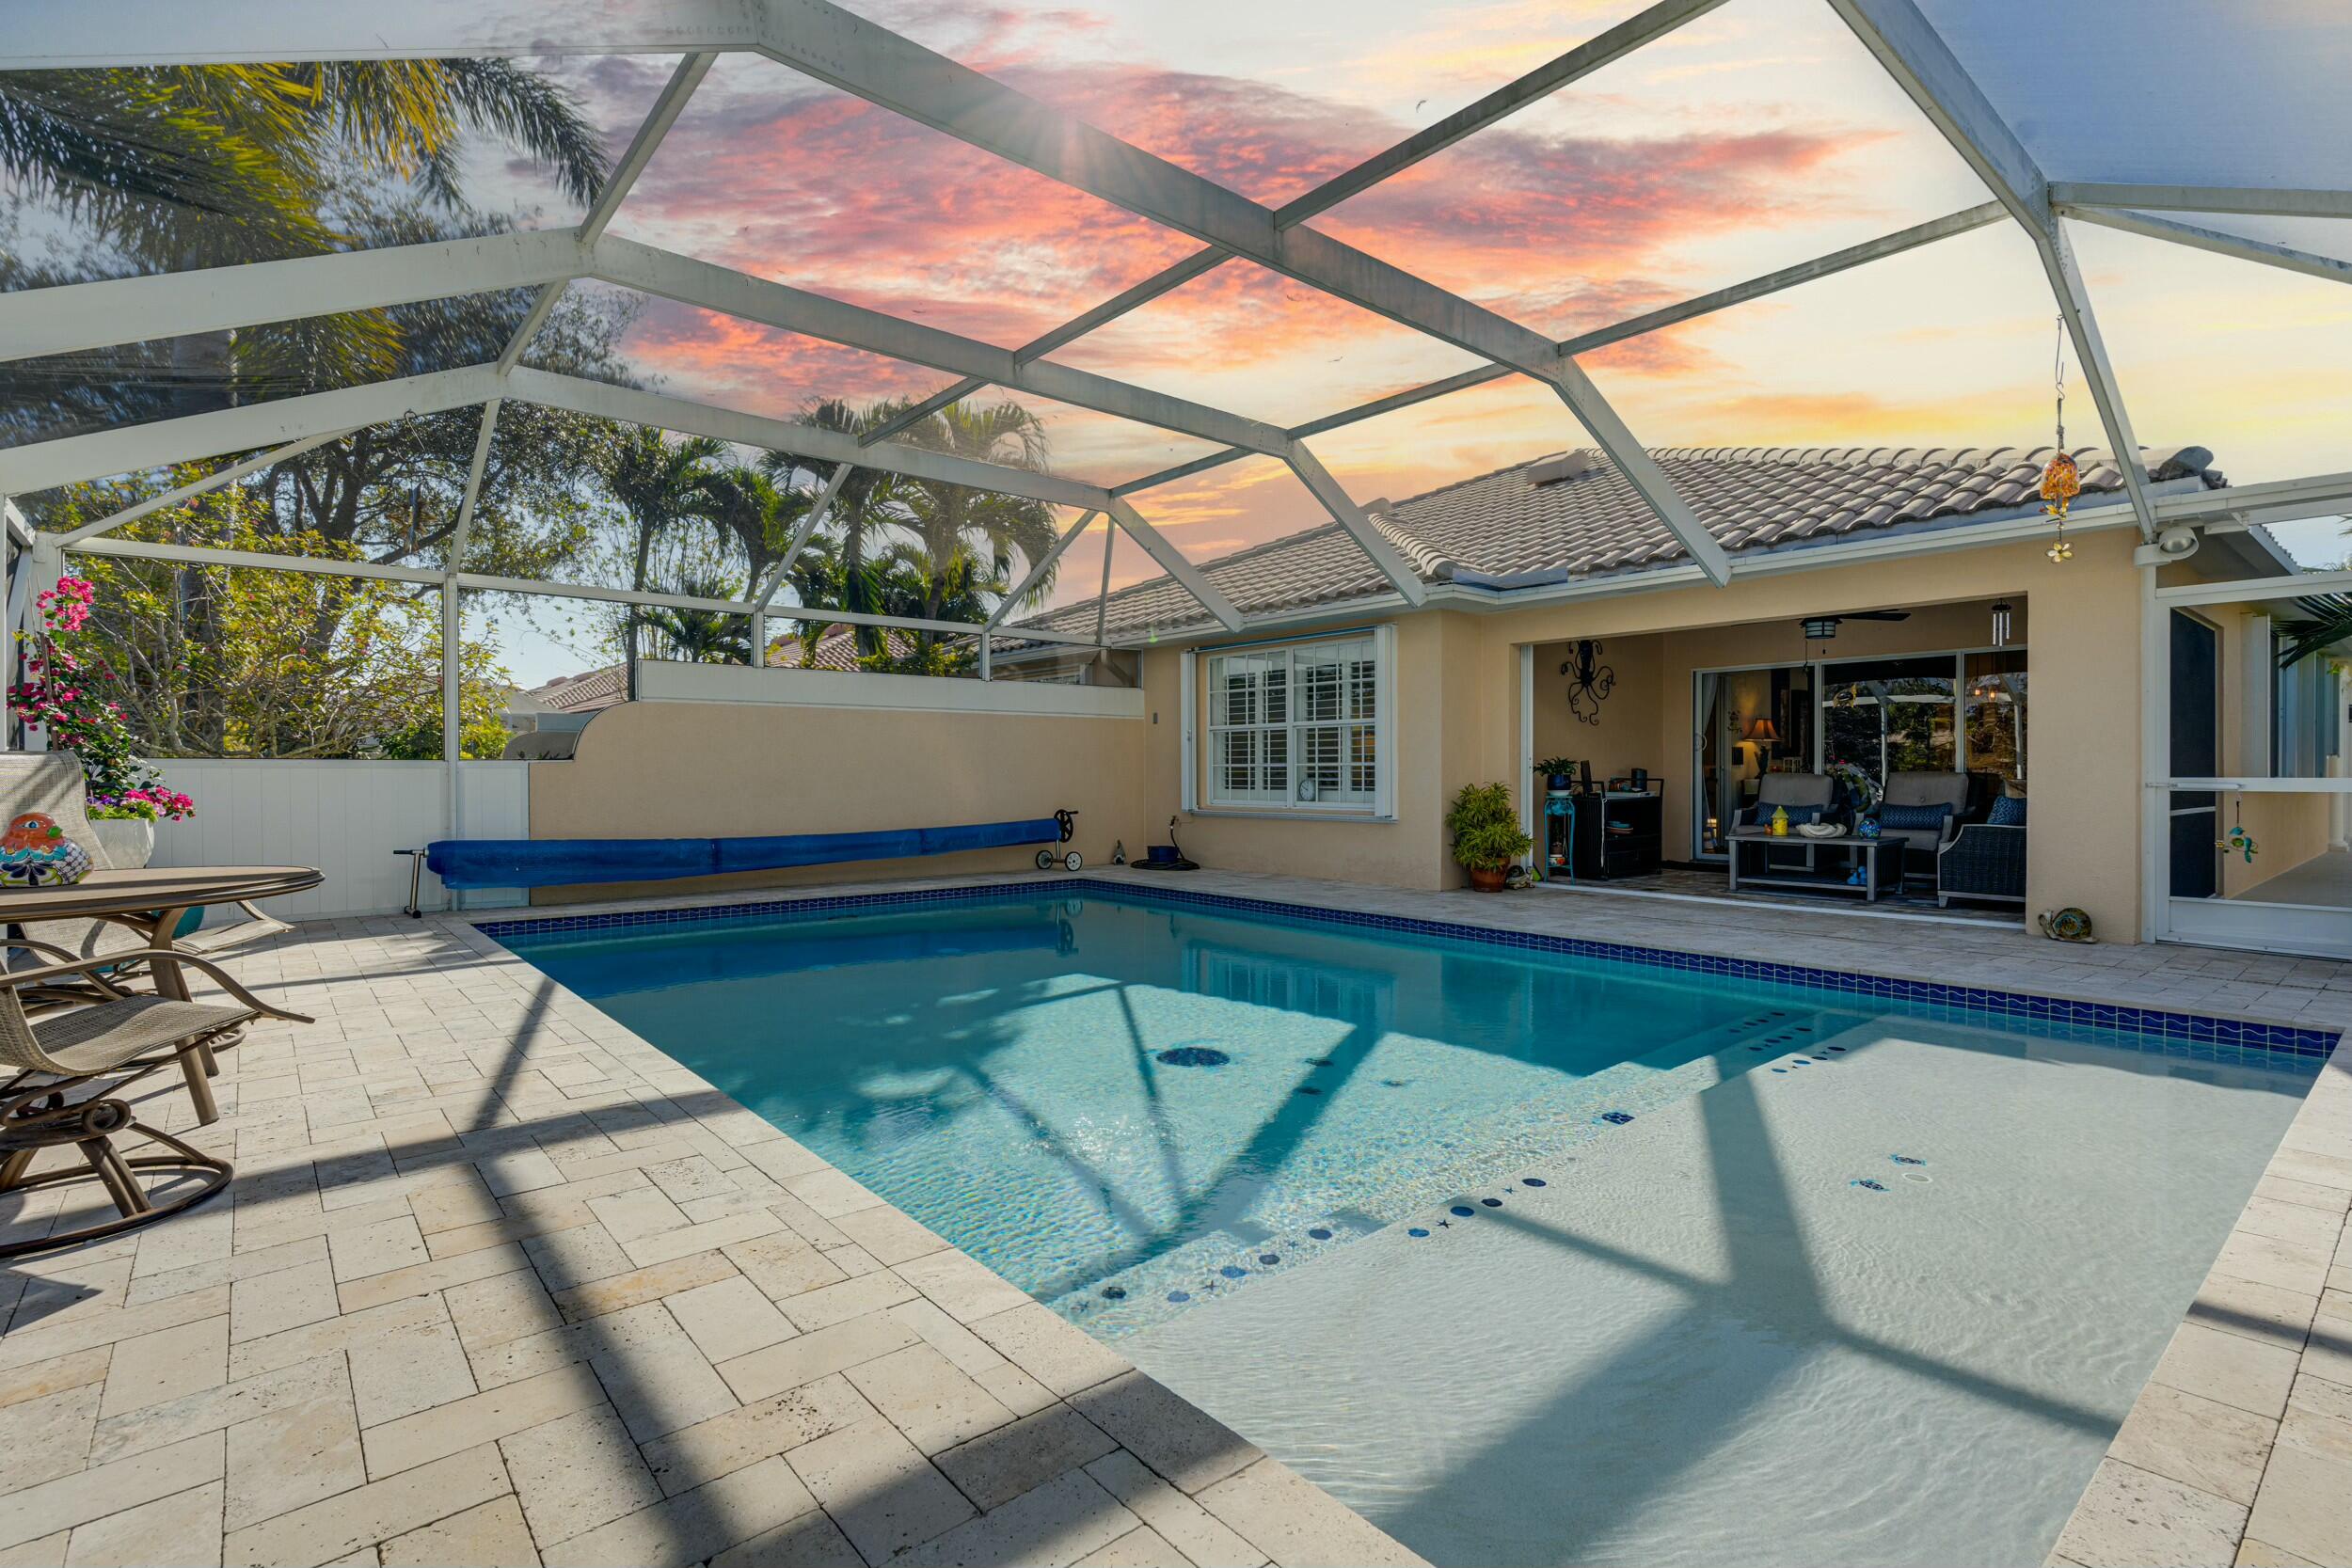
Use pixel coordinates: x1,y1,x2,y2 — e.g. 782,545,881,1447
0,878,1430,1568
2,866,2347,1568
2048,1037,2352,1568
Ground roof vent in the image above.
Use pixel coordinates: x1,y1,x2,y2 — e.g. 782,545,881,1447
1527,451,1593,486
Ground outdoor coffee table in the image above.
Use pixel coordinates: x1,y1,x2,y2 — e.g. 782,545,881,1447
1726,830,1890,903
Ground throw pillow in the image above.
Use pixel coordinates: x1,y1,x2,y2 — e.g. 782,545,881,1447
1876,801,1954,832
1987,796,2028,827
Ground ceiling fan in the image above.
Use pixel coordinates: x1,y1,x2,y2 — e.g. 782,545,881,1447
1799,610,1909,641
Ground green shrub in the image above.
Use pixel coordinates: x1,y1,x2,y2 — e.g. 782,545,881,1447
1445,782,1534,871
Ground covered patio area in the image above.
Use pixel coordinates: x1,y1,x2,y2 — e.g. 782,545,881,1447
1525,591,2033,921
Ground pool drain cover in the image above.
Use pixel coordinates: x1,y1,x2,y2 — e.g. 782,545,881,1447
1155,1047,1230,1068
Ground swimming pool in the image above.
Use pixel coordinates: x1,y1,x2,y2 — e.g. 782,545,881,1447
492,882,2324,1566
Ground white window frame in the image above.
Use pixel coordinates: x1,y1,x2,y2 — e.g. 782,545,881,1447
1184,626,1395,820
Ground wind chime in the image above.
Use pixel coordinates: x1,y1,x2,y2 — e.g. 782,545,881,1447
2218,791,2260,864
2039,316,2081,562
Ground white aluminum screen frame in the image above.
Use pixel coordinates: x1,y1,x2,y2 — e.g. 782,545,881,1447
8,0,2352,852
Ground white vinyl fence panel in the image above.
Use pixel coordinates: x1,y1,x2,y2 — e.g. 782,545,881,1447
150,760,529,920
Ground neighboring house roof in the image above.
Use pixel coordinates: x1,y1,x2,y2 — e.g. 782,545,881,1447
527,664,628,713
1008,443,2225,644
766,624,918,671
521,627,921,707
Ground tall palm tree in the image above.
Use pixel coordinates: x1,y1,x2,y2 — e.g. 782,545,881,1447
893,400,1060,641
0,60,607,392
699,461,808,597
0,60,604,265
762,400,920,657
631,574,750,665
601,427,723,673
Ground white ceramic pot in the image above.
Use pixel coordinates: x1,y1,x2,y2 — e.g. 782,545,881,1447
87,816,156,869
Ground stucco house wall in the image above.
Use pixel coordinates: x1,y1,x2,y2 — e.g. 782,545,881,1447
527,693,1151,904
1129,534,2138,933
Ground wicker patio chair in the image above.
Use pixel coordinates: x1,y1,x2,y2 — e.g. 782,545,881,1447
1936,822,2026,907
0,949,307,1257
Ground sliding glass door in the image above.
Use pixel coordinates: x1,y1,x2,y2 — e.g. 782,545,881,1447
1694,647,2028,861
1693,664,1814,857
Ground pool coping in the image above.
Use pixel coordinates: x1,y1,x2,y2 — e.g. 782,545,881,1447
2047,1033,2352,1568
459,871,2352,1568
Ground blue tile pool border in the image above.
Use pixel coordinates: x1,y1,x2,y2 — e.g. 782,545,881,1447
476,878,2344,1065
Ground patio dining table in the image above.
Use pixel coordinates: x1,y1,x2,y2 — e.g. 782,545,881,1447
0,865,322,1001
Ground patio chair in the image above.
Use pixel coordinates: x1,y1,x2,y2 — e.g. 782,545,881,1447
1938,798,2026,906
1871,771,1969,885
0,948,307,1257
1741,772,1835,826
0,753,290,980
1738,773,1836,873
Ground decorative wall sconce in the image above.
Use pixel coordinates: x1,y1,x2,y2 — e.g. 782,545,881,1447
1559,639,1615,726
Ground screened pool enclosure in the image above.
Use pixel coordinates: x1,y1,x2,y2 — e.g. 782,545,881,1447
4,0,2352,946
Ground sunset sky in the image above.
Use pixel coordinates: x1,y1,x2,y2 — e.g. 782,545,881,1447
453,0,2352,658
44,0,2352,680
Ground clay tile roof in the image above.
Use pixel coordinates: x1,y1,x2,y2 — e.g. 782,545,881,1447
765,623,918,672
1005,442,2224,647
527,663,626,713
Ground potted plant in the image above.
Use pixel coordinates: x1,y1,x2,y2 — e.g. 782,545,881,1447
9,577,195,867
1533,755,1578,793
87,786,198,868
1447,782,1534,892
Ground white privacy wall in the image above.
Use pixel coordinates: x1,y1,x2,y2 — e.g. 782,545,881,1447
150,760,529,920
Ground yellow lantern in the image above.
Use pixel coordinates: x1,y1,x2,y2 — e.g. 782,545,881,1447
2040,448,2079,562
2040,317,2080,563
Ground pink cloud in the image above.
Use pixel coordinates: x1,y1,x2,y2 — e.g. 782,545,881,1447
596,42,1903,492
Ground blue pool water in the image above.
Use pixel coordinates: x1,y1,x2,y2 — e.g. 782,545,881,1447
495,887,2321,1338
497,885,2323,1566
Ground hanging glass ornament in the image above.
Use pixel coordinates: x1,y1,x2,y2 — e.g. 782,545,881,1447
2040,316,2078,562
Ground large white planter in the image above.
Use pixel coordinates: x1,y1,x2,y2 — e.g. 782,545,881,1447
87,816,156,869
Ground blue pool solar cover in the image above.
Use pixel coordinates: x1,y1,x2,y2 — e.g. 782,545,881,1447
424,817,1063,889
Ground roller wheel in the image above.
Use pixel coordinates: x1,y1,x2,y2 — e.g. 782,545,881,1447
1063,850,1084,871
1036,850,1055,870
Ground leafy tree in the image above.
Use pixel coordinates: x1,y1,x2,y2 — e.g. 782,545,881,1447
753,397,1060,665
28,481,510,759
758,402,926,657
699,462,812,594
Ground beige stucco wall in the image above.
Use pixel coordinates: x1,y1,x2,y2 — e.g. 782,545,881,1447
1131,541,2137,921
526,698,1149,903
1530,633,1665,795
1135,611,1481,891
